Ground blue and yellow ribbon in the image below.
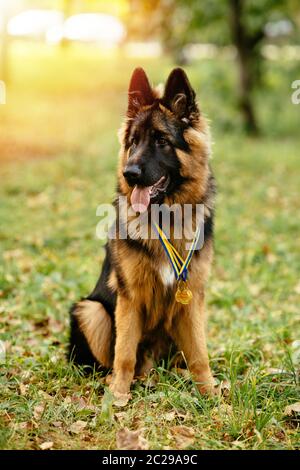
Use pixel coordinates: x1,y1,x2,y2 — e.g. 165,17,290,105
153,222,202,282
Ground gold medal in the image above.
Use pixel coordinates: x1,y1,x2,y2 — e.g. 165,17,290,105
175,280,193,305
153,222,201,306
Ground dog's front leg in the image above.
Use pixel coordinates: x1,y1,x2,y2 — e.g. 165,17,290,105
171,296,215,395
109,295,142,399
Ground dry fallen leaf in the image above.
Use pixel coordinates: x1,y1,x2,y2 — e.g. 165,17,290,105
39,441,54,450
19,383,28,396
48,317,64,333
114,411,127,422
170,425,195,449
266,368,288,375
52,421,63,428
232,440,245,449
72,396,98,412
69,420,87,434
284,402,300,421
211,403,233,422
38,390,54,401
220,380,231,397
164,411,176,422
116,428,149,450
15,421,30,430
291,340,300,366
33,404,45,420
248,284,262,296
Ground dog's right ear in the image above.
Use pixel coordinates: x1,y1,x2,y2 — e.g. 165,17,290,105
127,68,154,116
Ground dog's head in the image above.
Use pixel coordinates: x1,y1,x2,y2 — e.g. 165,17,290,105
118,68,211,211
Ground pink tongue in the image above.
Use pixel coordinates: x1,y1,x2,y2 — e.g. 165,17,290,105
130,185,151,213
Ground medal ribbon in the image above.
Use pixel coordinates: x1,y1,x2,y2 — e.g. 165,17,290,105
153,222,202,281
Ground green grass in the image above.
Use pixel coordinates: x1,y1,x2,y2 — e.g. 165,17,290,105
0,43,299,450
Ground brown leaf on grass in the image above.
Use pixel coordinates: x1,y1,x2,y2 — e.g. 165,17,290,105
114,411,127,423
70,395,98,412
33,404,45,420
211,403,233,425
52,421,63,428
39,441,54,450
144,374,158,388
19,383,28,396
116,428,149,450
170,426,195,449
15,421,31,430
232,440,245,449
248,283,262,296
3,249,24,260
164,411,176,422
163,410,190,422
222,432,234,442
27,192,50,208
234,298,245,309
220,380,231,397
38,390,54,401
21,370,31,383
48,317,64,333
33,318,49,330
69,420,87,434
76,396,90,409
291,340,300,366
284,402,300,422
219,403,233,415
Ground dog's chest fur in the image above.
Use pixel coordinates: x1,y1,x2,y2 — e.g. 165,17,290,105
110,233,213,334
159,263,175,287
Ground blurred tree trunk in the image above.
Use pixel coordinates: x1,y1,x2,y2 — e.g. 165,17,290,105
229,0,263,135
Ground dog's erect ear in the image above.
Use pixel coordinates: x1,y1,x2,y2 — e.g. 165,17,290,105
162,68,197,119
127,67,154,116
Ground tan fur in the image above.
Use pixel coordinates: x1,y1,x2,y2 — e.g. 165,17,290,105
74,300,113,368
108,270,118,292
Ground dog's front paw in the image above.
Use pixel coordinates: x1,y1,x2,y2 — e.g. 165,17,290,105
196,375,219,397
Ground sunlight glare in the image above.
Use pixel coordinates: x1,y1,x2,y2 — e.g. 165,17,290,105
8,9,63,39
61,13,125,45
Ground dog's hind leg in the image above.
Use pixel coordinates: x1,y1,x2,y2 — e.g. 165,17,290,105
69,300,113,369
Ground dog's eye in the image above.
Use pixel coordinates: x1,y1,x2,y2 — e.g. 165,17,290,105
156,136,168,147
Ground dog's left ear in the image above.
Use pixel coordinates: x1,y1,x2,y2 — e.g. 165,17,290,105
127,67,154,116
162,68,197,119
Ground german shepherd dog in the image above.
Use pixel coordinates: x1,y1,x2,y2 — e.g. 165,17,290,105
69,67,216,401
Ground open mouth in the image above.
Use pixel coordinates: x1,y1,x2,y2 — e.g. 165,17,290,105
130,175,170,213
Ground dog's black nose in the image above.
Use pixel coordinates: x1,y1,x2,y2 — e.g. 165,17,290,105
123,164,142,183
